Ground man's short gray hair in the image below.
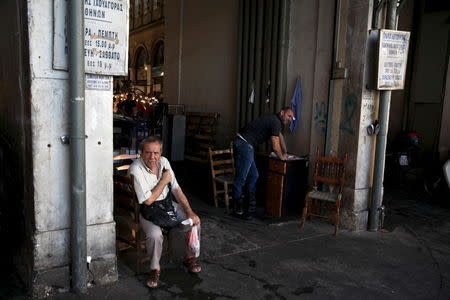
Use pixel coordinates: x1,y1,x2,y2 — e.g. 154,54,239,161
139,136,163,153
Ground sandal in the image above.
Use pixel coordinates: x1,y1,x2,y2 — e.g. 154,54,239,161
183,256,202,274
146,269,160,288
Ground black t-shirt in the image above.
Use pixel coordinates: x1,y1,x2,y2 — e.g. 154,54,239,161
239,114,283,148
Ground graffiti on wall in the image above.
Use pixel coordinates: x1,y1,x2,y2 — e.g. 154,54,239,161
314,101,327,133
339,94,357,135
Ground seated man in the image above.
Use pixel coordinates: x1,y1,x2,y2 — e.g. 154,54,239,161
128,136,201,288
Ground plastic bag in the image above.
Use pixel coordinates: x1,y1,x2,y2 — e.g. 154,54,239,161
187,225,200,257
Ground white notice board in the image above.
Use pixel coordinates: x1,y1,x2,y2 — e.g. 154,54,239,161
377,29,410,90
85,74,112,90
53,0,129,76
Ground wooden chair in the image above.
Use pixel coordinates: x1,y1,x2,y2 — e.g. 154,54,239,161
113,174,171,274
300,149,348,235
208,145,235,212
113,174,146,273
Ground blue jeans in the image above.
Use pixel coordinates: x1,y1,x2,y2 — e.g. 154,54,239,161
232,138,259,201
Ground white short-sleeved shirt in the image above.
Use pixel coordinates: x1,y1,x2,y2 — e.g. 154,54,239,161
128,156,180,204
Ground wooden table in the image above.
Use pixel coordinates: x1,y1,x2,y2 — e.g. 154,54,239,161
113,154,140,172
113,154,140,161
258,155,309,217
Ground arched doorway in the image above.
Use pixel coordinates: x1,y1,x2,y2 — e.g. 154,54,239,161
151,40,164,100
135,46,150,93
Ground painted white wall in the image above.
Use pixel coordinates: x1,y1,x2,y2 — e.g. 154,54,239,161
28,0,117,285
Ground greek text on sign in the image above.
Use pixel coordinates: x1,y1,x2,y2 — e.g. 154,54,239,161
377,29,410,90
53,0,129,76
86,74,112,91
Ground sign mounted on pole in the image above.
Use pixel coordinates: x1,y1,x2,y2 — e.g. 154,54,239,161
53,0,129,76
376,29,410,90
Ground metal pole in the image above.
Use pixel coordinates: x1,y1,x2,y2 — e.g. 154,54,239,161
235,0,244,130
254,1,264,119
68,0,87,292
246,0,256,122
326,0,351,157
372,0,386,29
177,0,184,105
274,0,289,112
368,0,398,231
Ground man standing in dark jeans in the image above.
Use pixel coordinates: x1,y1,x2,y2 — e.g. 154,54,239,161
232,107,295,219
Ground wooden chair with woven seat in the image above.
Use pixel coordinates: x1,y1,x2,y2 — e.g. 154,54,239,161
208,145,235,212
113,174,170,274
300,148,348,235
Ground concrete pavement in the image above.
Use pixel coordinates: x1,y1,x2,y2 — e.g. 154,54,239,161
39,186,450,300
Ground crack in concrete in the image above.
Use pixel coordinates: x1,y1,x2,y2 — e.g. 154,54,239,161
204,259,288,299
215,232,330,258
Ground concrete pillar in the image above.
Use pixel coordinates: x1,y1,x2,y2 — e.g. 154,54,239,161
26,1,118,296
331,0,377,230
439,58,450,161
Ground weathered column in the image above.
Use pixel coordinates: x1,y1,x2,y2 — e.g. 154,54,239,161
331,0,377,230
26,0,119,296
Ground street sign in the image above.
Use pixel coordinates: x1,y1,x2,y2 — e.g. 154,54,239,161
85,74,112,90
53,0,129,76
377,29,410,90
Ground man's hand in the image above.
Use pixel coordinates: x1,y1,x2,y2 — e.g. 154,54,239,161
143,169,172,205
279,153,288,160
172,187,200,225
161,168,172,185
187,212,201,225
